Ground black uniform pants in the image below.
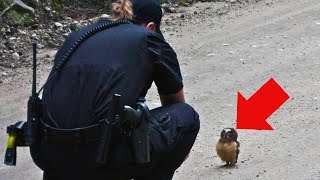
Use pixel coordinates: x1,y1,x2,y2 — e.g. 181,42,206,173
37,103,200,180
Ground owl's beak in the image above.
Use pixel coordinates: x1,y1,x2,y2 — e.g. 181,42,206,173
221,133,230,140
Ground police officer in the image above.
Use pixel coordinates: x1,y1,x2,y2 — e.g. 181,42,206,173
31,0,200,179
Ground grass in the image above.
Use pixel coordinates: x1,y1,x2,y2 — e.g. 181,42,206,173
52,0,64,11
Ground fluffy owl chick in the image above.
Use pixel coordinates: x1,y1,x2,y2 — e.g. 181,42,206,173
216,128,240,166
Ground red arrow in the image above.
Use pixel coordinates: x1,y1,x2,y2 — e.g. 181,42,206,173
236,78,290,130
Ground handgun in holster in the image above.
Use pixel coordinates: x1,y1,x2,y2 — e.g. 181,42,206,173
96,96,151,165
124,97,151,164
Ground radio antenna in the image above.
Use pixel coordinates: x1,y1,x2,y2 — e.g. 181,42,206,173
32,42,37,96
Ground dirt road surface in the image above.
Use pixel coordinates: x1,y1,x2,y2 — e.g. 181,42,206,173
1,0,320,179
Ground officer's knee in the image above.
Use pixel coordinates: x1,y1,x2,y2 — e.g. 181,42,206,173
189,105,200,133
192,110,200,133
176,103,200,133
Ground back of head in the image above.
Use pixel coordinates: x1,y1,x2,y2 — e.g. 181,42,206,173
110,0,164,39
111,0,133,21
131,0,162,26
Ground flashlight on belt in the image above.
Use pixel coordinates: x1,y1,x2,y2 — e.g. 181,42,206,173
4,121,26,166
5,134,17,166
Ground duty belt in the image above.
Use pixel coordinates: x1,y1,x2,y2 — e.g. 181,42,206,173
41,121,101,145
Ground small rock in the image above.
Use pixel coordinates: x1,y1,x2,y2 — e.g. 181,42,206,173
31,24,40,30
162,6,175,13
64,16,72,21
169,7,176,13
194,11,198,15
19,30,27,35
31,34,39,40
44,6,51,12
54,22,63,28
1,43,6,49
63,32,70,37
100,14,110,19
37,43,45,49
180,14,185,18
6,28,11,34
2,72,8,76
206,53,216,57
12,52,20,60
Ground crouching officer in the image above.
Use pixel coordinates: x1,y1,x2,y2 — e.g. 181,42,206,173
23,0,200,179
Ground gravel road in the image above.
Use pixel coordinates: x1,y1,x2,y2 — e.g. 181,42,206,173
1,0,320,179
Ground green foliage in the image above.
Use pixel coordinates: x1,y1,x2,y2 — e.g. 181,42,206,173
180,0,191,4
5,9,23,24
22,14,35,25
52,0,64,11
0,1,35,26
0,0,12,11
5,10,35,26
6,10,19,19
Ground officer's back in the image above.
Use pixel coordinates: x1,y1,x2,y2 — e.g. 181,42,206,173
42,19,156,129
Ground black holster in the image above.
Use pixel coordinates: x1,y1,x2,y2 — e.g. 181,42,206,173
96,96,151,165
123,98,151,164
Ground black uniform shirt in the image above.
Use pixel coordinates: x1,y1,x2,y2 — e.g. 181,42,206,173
42,20,183,128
